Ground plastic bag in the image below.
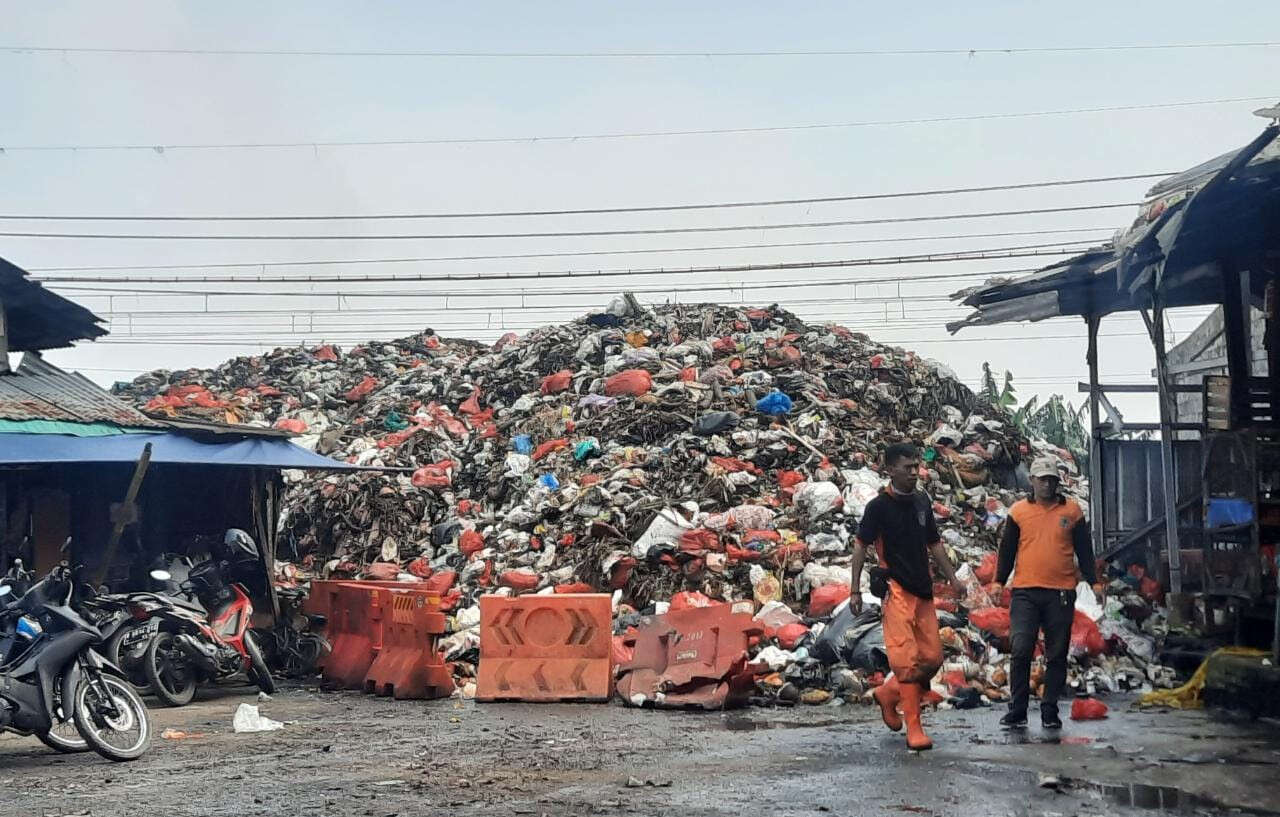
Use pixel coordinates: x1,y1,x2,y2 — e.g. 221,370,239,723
811,604,889,673
540,370,573,395
975,552,998,584
1070,698,1109,720
670,591,718,610
499,569,539,591
776,622,810,650
793,481,843,520
513,434,533,454
969,606,1011,638
532,438,569,461
1070,609,1105,657
808,584,851,618
692,411,740,436
232,704,284,733
604,369,653,397
756,390,794,416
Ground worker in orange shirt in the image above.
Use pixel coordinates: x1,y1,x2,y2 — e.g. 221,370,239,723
850,443,965,751
993,456,1103,730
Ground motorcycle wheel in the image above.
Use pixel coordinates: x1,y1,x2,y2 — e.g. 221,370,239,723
243,630,275,694
143,632,198,707
36,681,90,754
105,624,153,694
72,673,152,762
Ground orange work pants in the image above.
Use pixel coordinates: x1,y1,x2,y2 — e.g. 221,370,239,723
882,580,943,686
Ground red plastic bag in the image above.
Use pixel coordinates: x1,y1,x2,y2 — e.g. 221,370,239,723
343,375,379,402
742,529,781,544
726,544,764,563
532,438,569,461
777,470,806,489
776,622,810,650
679,367,698,382
1070,698,1109,720
458,530,486,558
680,529,721,553
540,370,573,395
406,557,433,579
493,332,519,352
459,387,482,415
670,591,718,611
808,585,851,618
770,541,808,567
273,418,308,433
612,635,635,666
710,456,757,474
554,582,595,594
712,336,737,355
1140,576,1163,604
975,552,998,584
423,570,457,594
969,607,1012,638
364,562,400,581
1070,610,1105,657
498,569,539,591
608,556,637,589
313,344,339,362
766,345,802,368
411,461,454,489
604,369,653,397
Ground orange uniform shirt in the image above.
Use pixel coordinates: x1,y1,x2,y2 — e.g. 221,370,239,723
1003,497,1089,590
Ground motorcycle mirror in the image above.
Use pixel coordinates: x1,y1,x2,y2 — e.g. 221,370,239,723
0,585,11,598
149,569,172,582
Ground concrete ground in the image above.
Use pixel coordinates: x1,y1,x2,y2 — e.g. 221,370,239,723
2,684,1278,817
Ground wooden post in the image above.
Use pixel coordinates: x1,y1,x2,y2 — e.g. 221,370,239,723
1086,314,1104,555
95,443,152,586
0,296,9,375
1145,303,1183,594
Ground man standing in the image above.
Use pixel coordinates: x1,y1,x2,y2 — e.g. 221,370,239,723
993,456,1101,730
851,443,965,751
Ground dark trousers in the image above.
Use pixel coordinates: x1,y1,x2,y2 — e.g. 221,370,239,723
1008,587,1076,717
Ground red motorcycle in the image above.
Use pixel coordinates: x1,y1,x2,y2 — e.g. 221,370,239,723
143,531,274,706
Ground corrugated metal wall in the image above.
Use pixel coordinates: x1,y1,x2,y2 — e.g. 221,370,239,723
1100,439,1202,554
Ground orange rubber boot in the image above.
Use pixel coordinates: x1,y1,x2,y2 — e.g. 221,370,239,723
872,677,903,732
899,682,933,751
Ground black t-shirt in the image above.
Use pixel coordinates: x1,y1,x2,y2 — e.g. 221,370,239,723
856,488,940,599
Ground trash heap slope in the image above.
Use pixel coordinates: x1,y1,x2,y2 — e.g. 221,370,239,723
117,301,1171,707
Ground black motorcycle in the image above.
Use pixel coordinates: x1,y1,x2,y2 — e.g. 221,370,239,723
0,564,153,761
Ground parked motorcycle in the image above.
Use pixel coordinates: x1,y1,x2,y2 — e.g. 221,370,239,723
252,584,330,679
143,530,274,706
0,563,152,761
104,556,202,692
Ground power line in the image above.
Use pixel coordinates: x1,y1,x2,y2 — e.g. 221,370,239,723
5,43,1277,58
0,173,1171,221
47,267,1043,298
30,242,1092,285
2,97,1270,153
86,330,1161,347
0,203,1138,241
22,227,1115,271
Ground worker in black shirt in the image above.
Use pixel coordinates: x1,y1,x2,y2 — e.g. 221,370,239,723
850,443,965,751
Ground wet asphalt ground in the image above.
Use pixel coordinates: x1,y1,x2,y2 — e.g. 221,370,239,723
1,684,1277,817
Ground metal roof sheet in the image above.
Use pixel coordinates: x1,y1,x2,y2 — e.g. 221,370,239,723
0,354,162,427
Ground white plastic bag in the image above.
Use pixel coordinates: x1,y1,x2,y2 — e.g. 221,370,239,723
232,704,283,733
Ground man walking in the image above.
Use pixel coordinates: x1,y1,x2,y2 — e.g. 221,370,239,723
850,443,965,751
993,456,1100,730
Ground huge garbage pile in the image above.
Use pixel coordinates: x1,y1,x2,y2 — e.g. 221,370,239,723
115,298,1175,710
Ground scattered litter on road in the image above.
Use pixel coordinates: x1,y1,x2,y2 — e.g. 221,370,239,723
233,703,285,733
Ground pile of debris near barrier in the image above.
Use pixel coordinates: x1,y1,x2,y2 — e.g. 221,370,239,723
115,298,1176,709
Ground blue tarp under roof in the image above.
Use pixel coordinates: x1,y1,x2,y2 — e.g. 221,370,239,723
0,431,366,470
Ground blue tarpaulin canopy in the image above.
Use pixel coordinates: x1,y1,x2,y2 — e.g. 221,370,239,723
0,431,365,470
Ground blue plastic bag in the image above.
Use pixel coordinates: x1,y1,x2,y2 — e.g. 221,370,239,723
756,390,794,416
539,473,561,491
513,434,533,454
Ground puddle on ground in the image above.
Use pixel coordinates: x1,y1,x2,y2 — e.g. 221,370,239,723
1082,782,1280,815
719,717,845,732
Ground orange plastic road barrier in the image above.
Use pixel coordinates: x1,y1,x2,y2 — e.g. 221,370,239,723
364,588,452,700
310,582,381,689
476,594,612,702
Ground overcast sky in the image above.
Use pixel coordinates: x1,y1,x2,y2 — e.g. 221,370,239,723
3,2,1278,421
